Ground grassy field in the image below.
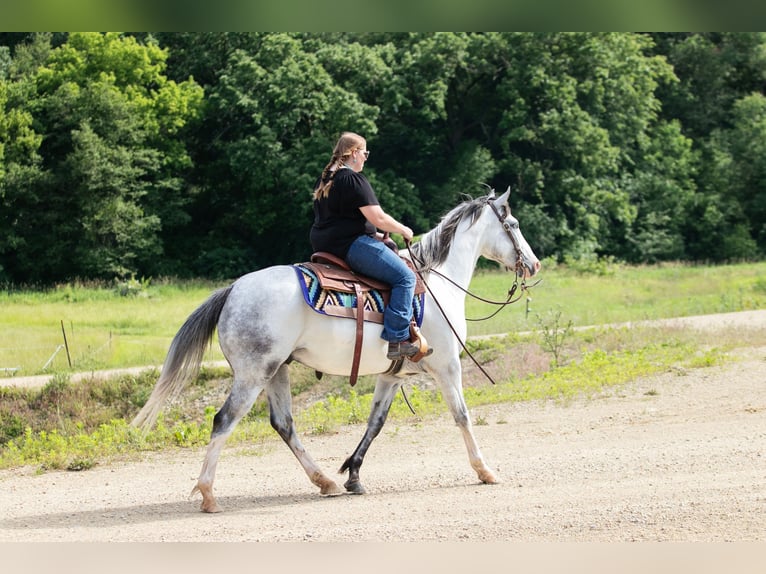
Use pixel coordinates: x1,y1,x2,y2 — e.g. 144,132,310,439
2,260,765,377
1,260,765,472
465,259,766,335
0,279,227,377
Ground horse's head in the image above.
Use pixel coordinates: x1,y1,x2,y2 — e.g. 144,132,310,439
481,187,541,279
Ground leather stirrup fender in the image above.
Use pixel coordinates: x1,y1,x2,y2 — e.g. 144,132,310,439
349,282,365,386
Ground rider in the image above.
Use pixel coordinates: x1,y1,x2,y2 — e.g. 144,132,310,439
310,131,432,360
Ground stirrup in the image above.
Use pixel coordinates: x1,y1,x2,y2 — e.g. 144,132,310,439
386,340,433,361
407,323,432,362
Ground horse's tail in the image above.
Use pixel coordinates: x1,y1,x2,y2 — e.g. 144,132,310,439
131,284,234,432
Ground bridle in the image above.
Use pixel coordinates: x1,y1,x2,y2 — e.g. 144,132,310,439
411,196,539,319
457,196,536,320
406,195,540,385
487,195,525,269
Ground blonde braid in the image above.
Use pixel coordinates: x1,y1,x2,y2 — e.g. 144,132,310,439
313,132,365,200
313,153,343,200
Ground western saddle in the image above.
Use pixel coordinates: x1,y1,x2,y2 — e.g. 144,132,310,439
304,250,429,386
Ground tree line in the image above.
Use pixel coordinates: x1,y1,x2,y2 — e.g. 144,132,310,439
1,32,765,285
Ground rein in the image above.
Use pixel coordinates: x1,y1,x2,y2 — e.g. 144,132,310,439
406,196,540,385
424,266,524,322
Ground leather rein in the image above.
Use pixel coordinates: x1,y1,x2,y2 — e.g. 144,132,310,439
406,196,540,385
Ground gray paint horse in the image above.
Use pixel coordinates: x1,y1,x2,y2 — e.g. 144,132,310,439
132,188,541,512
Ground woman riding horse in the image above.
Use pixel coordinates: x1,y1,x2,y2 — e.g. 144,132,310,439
310,132,432,361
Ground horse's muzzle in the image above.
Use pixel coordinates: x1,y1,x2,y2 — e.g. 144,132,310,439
517,259,541,279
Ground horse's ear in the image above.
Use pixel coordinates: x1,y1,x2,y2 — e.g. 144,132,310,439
494,186,511,205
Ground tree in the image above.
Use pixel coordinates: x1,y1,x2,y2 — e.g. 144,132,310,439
483,33,678,261
0,76,44,283
175,33,378,277
721,93,766,254
652,33,766,260
620,120,698,262
3,32,765,284
0,32,203,282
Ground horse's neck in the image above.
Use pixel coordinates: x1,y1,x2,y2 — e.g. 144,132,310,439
433,220,484,291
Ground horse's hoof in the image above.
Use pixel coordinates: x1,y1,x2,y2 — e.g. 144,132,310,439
191,483,223,512
312,471,343,496
344,479,366,495
320,482,344,496
478,470,499,485
200,501,223,513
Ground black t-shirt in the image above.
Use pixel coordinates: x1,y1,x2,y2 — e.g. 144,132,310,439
310,168,380,258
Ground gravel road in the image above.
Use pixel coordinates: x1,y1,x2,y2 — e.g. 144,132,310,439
0,311,764,542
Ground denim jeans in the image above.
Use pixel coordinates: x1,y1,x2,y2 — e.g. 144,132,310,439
345,234,416,342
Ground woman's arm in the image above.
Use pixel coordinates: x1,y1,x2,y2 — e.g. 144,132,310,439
360,205,413,242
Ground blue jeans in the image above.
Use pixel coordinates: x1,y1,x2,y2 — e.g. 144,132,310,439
346,235,416,342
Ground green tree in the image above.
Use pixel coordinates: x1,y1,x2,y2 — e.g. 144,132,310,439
5,32,765,283
620,120,698,262
0,76,45,283
652,33,766,140
1,32,203,282
175,33,378,277
650,33,766,260
720,93,766,254
480,33,677,261
156,33,708,272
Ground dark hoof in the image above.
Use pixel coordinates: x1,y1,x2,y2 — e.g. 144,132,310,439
344,479,366,495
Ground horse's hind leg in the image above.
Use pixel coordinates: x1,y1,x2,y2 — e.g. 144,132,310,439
267,364,342,496
339,374,401,494
191,377,264,513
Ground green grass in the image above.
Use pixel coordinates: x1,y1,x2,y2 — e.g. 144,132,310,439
0,325,742,472
464,259,766,336
3,261,766,376
0,278,227,376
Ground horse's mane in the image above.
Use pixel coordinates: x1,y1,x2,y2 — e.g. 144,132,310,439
410,194,488,271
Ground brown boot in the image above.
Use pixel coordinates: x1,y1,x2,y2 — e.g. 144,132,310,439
387,340,434,360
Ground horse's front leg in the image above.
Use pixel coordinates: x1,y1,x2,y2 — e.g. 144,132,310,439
434,360,498,484
339,374,401,494
267,364,342,496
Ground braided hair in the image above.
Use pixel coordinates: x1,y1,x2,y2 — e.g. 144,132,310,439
313,132,366,200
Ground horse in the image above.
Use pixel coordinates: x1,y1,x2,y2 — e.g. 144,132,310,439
131,187,541,512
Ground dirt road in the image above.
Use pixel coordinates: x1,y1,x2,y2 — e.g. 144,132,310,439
0,311,764,542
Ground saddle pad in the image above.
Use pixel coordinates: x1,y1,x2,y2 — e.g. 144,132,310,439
294,263,424,327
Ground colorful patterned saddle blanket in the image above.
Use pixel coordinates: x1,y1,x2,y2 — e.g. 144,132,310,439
293,261,425,327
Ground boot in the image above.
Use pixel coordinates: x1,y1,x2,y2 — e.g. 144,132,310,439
387,340,434,360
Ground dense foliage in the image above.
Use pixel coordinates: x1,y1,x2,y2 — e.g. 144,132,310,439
1,32,765,284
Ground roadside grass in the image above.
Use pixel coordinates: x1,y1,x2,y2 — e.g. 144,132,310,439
0,278,227,376
1,261,765,473
1,317,760,473
2,261,765,376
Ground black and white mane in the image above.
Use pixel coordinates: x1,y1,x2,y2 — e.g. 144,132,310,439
410,196,487,271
